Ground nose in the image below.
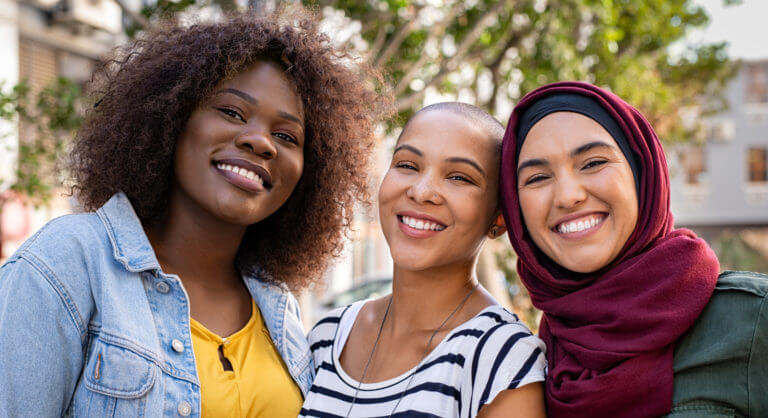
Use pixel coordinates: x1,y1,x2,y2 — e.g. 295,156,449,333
554,172,587,209
235,125,277,160
406,173,443,205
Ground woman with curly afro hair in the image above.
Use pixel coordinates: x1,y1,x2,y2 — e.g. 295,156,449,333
0,7,391,417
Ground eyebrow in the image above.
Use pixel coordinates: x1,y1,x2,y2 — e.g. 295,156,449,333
214,88,256,104
394,144,486,176
517,140,617,175
446,157,485,176
213,88,303,125
393,144,422,156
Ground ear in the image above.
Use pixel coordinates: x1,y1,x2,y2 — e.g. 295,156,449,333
487,213,507,239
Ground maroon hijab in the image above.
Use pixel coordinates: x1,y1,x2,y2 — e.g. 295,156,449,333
499,82,719,417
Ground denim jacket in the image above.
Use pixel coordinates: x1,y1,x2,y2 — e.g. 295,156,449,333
0,193,314,417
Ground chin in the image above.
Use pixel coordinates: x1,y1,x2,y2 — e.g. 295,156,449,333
390,253,434,272
554,253,612,274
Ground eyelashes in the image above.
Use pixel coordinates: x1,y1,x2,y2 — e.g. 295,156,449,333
393,162,476,185
217,108,298,145
520,159,609,186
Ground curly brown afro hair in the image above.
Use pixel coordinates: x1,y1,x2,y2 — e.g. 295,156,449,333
69,7,393,290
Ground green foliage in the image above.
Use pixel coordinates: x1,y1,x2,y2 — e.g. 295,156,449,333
302,0,737,144
0,77,82,204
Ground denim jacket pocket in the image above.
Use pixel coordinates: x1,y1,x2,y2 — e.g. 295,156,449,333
78,337,158,417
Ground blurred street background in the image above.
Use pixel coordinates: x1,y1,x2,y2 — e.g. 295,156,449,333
1,0,767,330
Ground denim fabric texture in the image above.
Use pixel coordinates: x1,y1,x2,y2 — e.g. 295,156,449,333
668,270,768,417
0,193,313,417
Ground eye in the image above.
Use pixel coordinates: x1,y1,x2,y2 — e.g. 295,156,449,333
395,161,417,170
582,159,607,170
274,132,298,144
218,108,245,122
448,174,475,185
523,174,549,186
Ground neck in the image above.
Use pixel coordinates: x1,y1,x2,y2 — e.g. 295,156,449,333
388,259,480,332
145,188,247,287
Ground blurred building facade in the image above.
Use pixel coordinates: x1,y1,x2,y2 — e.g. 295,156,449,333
0,0,129,259
669,59,768,264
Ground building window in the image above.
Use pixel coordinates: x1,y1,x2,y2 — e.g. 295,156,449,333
748,147,768,183
746,63,768,104
682,147,707,185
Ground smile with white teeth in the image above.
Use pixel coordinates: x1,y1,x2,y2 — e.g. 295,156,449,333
556,215,605,234
216,163,264,186
399,215,446,231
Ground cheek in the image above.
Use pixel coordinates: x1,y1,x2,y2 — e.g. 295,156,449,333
377,173,398,218
279,151,304,192
518,189,547,231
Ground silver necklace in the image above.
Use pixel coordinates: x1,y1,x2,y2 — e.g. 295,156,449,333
345,283,479,418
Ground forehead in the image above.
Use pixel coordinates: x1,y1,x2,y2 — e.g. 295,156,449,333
399,111,498,162
518,111,617,159
217,61,304,115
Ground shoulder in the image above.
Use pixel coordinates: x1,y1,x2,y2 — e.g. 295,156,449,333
672,270,768,415
464,306,542,345
677,271,768,350
0,212,105,341
307,305,349,348
460,306,546,379
460,306,546,412
714,270,768,297
10,212,108,266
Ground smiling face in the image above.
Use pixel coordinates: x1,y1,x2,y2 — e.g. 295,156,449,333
171,60,305,227
516,111,638,273
378,110,502,272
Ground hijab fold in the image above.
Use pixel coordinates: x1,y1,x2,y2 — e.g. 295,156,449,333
500,82,719,417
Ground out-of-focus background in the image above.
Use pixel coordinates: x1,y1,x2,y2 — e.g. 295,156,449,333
1,0,766,330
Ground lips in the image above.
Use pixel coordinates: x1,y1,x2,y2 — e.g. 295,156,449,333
552,212,607,235
398,215,446,231
396,211,447,238
213,158,272,188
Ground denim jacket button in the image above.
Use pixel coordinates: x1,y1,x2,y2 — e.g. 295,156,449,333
156,281,170,293
177,401,192,416
171,339,185,353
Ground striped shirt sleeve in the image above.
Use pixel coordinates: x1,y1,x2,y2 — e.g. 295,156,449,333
465,322,546,415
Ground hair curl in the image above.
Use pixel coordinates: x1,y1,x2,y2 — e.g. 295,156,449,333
69,7,393,290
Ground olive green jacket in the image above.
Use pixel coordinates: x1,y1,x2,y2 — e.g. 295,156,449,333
669,271,768,417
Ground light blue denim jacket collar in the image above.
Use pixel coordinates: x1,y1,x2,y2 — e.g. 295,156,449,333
97,193,313,393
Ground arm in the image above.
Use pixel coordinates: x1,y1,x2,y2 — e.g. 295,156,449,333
477,382,546,418
467,323,547,418
0,256,86,417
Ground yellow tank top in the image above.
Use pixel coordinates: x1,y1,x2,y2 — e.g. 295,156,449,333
190,300,303,417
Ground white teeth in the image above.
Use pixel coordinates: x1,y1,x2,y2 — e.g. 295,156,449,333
557,216,604,234
216,163,263,185
400,216,445,231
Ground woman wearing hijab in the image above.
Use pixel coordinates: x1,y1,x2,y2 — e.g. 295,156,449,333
499,81,768,417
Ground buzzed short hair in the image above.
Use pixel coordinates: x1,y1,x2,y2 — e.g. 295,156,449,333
403,102,505,148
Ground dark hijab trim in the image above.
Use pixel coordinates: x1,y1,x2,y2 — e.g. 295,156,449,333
514,93,641,193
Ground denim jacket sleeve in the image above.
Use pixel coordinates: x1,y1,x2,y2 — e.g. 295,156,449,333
0,254,88,417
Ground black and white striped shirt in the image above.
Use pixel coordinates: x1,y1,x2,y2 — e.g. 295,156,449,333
299,301,546,418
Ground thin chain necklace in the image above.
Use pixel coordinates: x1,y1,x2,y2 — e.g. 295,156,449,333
345,282,479,418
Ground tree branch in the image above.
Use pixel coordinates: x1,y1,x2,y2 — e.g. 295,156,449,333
393,5,463,96
373,6,424,69
395,1,507,111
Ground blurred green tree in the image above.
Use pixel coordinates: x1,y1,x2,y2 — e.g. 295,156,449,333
301,0,736,142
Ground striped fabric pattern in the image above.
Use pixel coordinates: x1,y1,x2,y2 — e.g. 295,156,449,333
299,302,546,418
